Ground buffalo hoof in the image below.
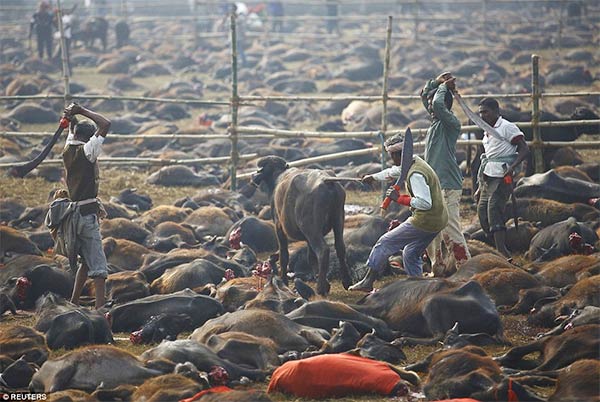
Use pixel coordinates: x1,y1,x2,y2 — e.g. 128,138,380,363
341,275,352,290
316,280,331,296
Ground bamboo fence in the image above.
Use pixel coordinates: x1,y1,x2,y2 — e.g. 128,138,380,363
1,9,599,190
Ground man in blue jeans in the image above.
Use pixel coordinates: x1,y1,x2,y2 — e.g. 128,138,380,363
62,103,111,310
349,133,448,292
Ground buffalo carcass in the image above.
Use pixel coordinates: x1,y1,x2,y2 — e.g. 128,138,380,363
140,339,266,382
526,217,598,262
527,275,600,327
547,359,600,402
29,346,166,392
0,325,49,366
34,293,113,350
354,277,507,346
495,324,600,372
108,289,223,332
190,309,329,353
515,170,600,205
251,156,351,295
409,346,544,401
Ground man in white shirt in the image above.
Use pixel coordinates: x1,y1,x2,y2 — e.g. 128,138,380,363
349,134,448,292
475,98,530,258
62,103,111,309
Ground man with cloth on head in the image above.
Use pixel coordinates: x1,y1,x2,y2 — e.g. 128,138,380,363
349,131,448,292
62,103,111,310
421,71,471,274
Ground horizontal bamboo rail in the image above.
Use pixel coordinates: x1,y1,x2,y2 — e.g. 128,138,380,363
2,120,598,141
0,153,258,169
0,94,229,106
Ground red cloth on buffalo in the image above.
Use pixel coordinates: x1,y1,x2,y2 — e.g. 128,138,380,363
267,353,402,398
180,386,232,402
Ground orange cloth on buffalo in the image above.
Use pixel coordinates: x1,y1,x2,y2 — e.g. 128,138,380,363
180,386,232,402
267,353,402,398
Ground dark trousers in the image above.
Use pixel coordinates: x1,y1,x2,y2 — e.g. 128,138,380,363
37,32,52,59
477,175,511,234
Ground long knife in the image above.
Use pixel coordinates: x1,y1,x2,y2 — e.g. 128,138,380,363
453,90,508,143
381,127,413,213
9,115,70,178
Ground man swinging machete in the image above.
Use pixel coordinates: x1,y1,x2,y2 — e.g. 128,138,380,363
349,128,449,292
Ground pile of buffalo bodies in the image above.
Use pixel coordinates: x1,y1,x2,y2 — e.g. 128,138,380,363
1,147,599,400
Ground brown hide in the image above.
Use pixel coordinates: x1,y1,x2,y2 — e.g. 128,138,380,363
0,225,42,257
530,254,600,287
451,253,517,281
86,271,149,303
46,389,98,401
498,324,600,371
190,309,328,353
205,332,280,370
132,374,203,402
243,276,300,314
0,325,48,365
135,205,191,229
512,198,599,227
253,156,350,295
472,268,541,307
215,277,260,312
100,218,151,245
184,206,234,237
423,346,503,400
103,237,156,271
30,345,162,392
554,165,593,182
548,360,600,402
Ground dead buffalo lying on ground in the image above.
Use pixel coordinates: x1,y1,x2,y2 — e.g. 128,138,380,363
411,346,543,401
527,275,600,327
191,309,329,353
0,325,49,365
109,289,223,332
495,324,600,372
547,359,600,402
285,299,395,341
4,264,73,309
354,278,507,346
251,156,351,295
243,276,304,314
130,313,191,344
204,332,281,371
0,355,37,388
540,306,600,337
140,339,266,382
29,345,167,392
526,217,597,262
515,170,600,205
34,293,113,350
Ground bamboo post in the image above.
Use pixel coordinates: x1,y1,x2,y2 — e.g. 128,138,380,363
380,16,392,196
229,12,239,191
56,0,71,106
193,0,199,46
413,0,419,41
481,0,487,46
531,54,543,173
556,0,564,55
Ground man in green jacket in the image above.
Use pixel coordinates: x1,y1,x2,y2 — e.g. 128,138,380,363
421,72,471,274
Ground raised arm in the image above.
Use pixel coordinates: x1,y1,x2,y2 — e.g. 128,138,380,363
65,103,111,137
